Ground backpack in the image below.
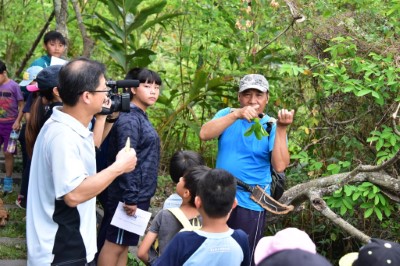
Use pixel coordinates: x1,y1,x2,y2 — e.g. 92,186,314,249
168,208,202,231
151,208,201,258
265,118,286,200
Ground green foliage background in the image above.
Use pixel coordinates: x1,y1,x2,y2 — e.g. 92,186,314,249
1,0,399,263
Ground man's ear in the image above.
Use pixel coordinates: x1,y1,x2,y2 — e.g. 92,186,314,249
81,91,91,104
53,87,60,97
194,195,202,209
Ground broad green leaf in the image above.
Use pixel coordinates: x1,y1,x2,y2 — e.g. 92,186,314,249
356,89,371,97
95,13,125,40
374,195,379,205
378,194,386,206
364,208,374,219
360,202,373,209
343,197,353,209
374,208,383,221
190,69,208,100
367,192,376,199
340,204,347,216
383,207,391,217
127,0,167,33
141,12,185,32
352,192,361,201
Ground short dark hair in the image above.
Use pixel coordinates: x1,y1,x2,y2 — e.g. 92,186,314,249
125,68,162,100
58,57,106,106
183,165,210,207
43,31,66,45
0,60,7,73
169,150,206,183
197,169,237,218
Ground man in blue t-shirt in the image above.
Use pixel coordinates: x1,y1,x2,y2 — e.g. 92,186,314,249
200,74,294,265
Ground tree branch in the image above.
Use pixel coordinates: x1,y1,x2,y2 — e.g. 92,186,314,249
393,102,400,136
16,11,55,77
307,190,371,243
71,0,95,57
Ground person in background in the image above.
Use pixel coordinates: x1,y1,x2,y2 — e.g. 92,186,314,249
154,168,250,266
138,165,209,265
26,58,137,265
163,150,206,209
97,68,162,266
339,238,400,266
0,60,24,193
30,30,66,68
254,227,332,266
16,30,66,206
15,66,43,207
199,74,294,265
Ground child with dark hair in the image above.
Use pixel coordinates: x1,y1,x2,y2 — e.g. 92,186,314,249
98,67,162,266
154,168,250,266
0,60,24,193
163,150,206,209
137,165,209,265
31,30,66,68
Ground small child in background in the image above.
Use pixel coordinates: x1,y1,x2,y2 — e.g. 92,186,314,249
0,60,24,193
30,30,66,68
163,150,206,209
138,165,209,265
154,168,250,266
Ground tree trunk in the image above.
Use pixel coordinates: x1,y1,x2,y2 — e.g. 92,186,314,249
53,0,69,44
71,0,94,57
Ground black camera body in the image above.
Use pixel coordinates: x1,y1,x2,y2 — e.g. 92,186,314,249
100,79,140,115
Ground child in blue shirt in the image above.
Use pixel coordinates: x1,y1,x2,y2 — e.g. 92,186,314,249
154,168,250,266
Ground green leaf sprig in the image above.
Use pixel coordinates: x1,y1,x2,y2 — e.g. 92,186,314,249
244,118,269,140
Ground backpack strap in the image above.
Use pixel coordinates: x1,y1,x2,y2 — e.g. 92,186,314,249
168,208,193,230
264,116,276,135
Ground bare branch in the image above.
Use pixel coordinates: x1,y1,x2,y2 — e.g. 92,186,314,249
267,171,399,239
393,102,400,136
71,0,95,57
307,190,371,243
332,108,372,125
340,149,400,185
16,11,55,77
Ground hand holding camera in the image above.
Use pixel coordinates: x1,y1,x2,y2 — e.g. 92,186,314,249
99,79,139,115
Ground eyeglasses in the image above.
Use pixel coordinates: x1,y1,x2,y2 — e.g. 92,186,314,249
80,88,111,95
90,89,111,94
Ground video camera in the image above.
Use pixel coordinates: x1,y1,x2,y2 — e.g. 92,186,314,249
100,79,140,115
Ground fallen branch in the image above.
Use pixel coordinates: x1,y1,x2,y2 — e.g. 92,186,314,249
307,190,371,243
267,170,400,241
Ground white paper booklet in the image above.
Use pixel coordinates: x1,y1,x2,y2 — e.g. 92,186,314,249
110,201,152,236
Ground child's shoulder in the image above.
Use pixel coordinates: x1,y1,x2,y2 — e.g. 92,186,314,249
232,228,248,238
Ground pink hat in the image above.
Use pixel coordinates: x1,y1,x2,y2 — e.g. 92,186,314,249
254,227,317,265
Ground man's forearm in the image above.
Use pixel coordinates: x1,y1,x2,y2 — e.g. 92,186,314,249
271,126,290,172
199,112,238,140
63,162,125,207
